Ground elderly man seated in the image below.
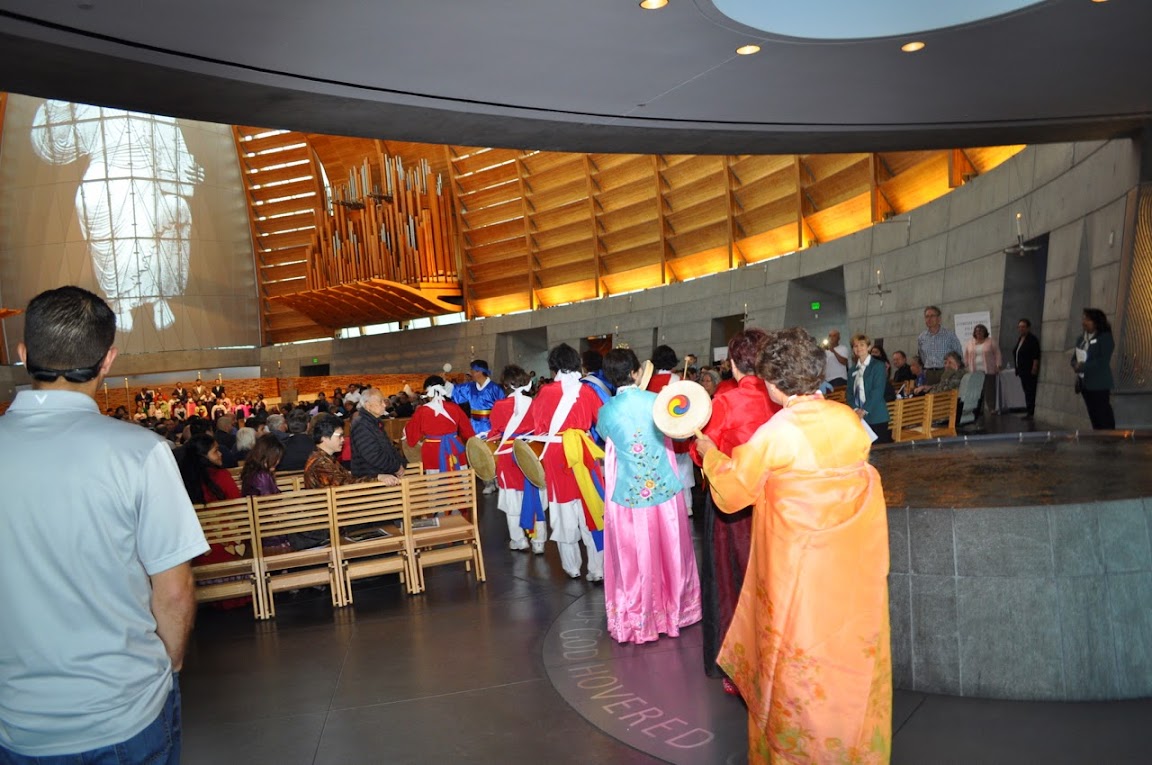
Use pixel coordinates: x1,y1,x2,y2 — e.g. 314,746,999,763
914,351,964,395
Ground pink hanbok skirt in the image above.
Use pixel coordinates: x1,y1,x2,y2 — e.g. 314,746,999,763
603,440,702,644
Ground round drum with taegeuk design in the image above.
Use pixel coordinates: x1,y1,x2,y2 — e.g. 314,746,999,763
652,380,712,440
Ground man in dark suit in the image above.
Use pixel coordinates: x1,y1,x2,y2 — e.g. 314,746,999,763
1014,318,1041,419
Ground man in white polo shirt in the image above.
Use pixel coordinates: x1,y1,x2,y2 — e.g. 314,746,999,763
823,329,849,387
0,286,208,763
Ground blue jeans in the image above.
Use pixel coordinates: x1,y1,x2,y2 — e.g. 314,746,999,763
0,675,181,765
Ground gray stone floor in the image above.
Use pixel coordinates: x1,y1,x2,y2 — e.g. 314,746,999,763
182,416,1152,764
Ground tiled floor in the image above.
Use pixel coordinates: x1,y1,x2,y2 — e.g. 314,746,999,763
182,417,1152,764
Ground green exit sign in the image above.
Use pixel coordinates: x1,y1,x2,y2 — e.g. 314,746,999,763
810,301,821,311
312,357,319,364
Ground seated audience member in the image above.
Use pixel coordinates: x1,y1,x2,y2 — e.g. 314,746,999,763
240,434,285,497
869,346,898,403
698,367,721,397
403,378,474,474
891,351,915,387
906,356,927,395
392,391,415,418
266,413,289,443
234,426,256,462
178,434,249,606
177,434,239,505
715,358,737,396
306,414,393,488
352,389,406,481
915,351,965,395
278,409,315,471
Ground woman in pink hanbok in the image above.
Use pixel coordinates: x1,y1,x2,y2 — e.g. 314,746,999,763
597,348,701,644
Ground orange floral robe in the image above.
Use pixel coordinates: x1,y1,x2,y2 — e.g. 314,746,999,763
703,396,891,765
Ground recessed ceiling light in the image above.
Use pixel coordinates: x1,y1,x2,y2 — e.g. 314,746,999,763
736,44,761,55
901,41,926,53
639,0,667,9
1090,0,1108,3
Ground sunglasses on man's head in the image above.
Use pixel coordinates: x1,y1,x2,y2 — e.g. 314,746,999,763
27,361,103,384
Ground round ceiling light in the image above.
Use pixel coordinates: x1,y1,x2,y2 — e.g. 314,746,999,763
736,44,762,55
901,41,926,52
639,0,668,9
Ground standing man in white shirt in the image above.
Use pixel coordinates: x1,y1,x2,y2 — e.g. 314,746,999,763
824,329,849,387
0,286,208,763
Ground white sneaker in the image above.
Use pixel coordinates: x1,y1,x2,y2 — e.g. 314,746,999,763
586,572,604,583
565,569,582,579
482,482,497,495
531,542,546,555
509,539,529,551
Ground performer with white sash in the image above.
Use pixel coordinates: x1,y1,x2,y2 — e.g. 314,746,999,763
526,343,606,580
404,376,474,473
488,365,548,553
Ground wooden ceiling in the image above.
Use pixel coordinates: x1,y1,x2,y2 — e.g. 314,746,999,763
234,131,1023,343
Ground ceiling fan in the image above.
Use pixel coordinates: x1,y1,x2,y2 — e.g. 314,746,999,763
1004,212,1041,255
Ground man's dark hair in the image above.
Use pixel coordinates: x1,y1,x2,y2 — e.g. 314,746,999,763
651,344,678,372
500,365,530,390
581,350,603,373
287,408,310,435
423,375,445,389
548,343,581,374
1019,318,1032,328
312,414,342,444
23,286,115,377
603,348,640,389
470,359,491,375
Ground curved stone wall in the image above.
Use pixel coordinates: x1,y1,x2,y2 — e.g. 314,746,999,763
888,490,1152,700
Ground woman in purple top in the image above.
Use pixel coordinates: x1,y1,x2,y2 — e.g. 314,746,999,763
240,433,285,497
241,434,290,551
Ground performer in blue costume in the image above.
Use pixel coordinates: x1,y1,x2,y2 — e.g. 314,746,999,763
453,359,506,493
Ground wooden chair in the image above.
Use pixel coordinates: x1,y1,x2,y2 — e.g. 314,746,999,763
192,497,265,619
404,469,486,593
928,389,959,438
251,487,343,618
889,396,930,442
826,386,848,404
405,462,424,476
274,472,304,492
331,482,412,599
385,417,410,444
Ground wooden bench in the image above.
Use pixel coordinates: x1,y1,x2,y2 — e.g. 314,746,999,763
886,390,958,442
405,469,486,594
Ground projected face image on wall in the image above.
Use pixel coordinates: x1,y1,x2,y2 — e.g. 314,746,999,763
30,100,202,333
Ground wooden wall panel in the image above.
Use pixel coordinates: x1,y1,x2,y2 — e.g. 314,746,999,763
231,119,1023,335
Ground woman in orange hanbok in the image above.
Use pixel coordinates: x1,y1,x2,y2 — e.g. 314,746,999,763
697,327,891,765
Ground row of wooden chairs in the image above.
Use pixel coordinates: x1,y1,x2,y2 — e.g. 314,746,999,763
886,390,958,442
192,469,485,619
